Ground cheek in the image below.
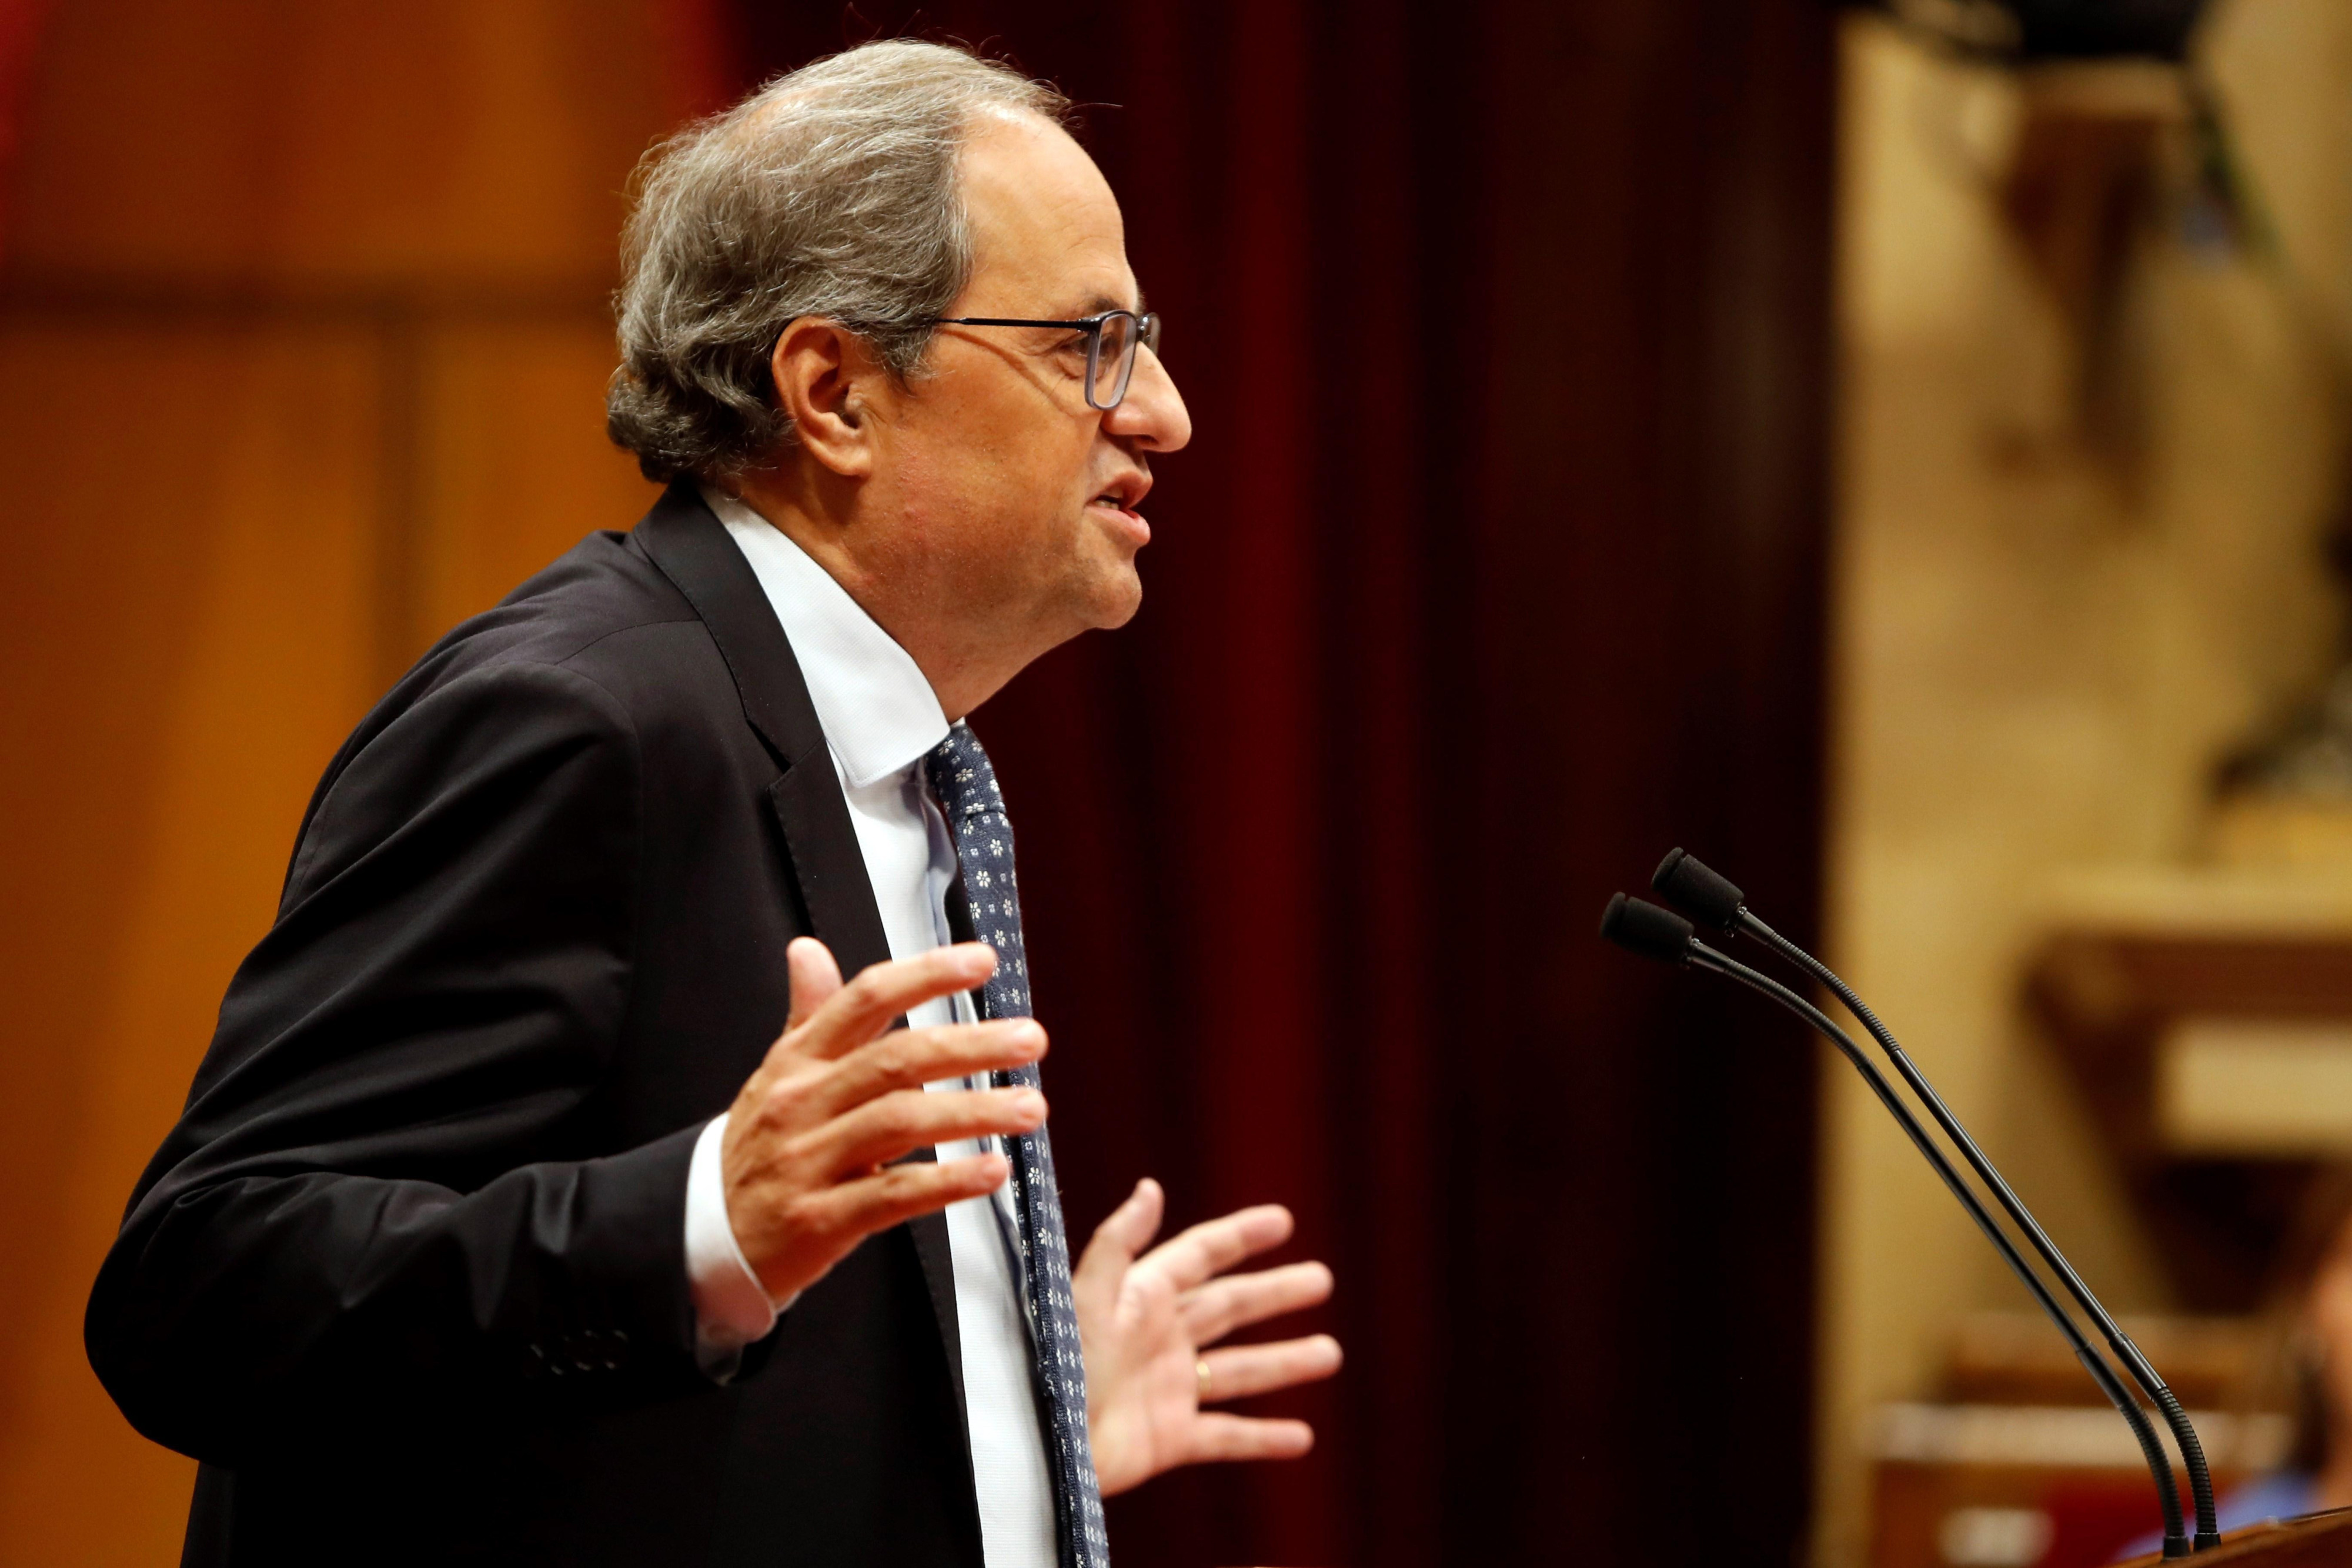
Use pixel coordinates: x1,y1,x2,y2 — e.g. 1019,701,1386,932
988,421,1093,519
901,405,1085,521
880,442,1063,594
937,377,1097,498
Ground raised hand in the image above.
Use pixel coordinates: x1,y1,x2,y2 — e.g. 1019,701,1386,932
1073,1178,1342,1495
720,937,1050,1306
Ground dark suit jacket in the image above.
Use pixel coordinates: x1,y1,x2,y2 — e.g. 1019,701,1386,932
85,482,988,1567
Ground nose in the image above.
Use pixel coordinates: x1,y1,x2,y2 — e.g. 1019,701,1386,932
1105,344,1191,453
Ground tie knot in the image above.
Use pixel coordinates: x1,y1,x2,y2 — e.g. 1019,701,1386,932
925,720,1005,820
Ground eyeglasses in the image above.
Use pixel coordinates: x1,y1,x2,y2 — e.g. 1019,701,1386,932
924,309,1162,410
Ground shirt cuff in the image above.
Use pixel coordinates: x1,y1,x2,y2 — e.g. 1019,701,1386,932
684,1112,788,1374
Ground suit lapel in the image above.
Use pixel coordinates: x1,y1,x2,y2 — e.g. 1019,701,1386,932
634,479,971,1439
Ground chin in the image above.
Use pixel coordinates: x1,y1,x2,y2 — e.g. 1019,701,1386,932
1088,566,1145,630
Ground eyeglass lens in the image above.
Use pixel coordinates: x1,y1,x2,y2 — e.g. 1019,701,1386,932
1088,313,1161,410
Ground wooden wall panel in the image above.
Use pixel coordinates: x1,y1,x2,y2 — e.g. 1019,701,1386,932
420,323,659,646
0,324,380,1561
8,0,668,283
0,2,681,1556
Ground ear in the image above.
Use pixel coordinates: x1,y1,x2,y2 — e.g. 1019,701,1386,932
770,318,887,479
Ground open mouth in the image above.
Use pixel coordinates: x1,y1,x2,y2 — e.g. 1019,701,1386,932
1086,485,1151,545
1089,469,1152,518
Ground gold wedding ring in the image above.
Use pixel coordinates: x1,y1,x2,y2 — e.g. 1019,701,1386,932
1195,1358,1213,1403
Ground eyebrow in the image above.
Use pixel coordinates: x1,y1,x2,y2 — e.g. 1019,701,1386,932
1067,288,1147,317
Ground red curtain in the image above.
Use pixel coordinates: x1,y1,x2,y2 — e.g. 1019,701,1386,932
724,5,1838,1564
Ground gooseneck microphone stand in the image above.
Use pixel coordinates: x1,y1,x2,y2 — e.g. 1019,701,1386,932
1647,849,2221,1553
1599,893,2195,1559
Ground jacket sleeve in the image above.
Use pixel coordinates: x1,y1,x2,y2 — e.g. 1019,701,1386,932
85,657,709,1466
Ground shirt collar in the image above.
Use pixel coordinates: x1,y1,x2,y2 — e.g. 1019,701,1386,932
702,484,949,789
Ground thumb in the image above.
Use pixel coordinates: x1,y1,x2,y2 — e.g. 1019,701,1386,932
1078,1178,1164,1288
783,937,844,1032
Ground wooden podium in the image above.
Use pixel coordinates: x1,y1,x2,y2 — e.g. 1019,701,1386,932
2116,1513,2352,1566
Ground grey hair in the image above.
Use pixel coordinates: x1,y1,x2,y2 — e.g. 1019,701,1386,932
605,40,1071,482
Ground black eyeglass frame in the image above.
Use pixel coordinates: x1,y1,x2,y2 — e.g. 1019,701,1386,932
923,309,1162,410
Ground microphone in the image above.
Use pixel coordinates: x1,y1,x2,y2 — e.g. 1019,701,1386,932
1598,894,2195,1559
1645,851,2221,1551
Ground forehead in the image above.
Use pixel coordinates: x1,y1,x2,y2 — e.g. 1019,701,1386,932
955,111,1133,310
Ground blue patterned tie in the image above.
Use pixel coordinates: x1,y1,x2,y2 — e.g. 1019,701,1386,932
924,720,1108,1568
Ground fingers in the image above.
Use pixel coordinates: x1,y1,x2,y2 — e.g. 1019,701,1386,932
793,943,998,1061
1198,1335,1344,1405
811,1085,1047,1176
818,1018,1046,1118
797,1153,1014,1256
782,937,845,1031
1184,1412,1315,1465
733,1152,1011,1302
727,939,1021,1305
1179,1261,1334,1346
1077,1178,1164,1288
1138,1204,1295,1294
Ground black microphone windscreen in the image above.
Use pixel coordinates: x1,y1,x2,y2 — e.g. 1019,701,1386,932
1652,847,1745,930
1599,893,1695,965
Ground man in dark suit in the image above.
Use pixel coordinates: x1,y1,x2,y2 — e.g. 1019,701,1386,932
86,38,1340,1567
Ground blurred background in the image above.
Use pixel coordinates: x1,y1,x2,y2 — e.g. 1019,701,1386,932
4,1,2351,1566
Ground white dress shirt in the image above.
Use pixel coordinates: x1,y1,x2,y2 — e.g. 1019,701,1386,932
678,487,1058,1568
